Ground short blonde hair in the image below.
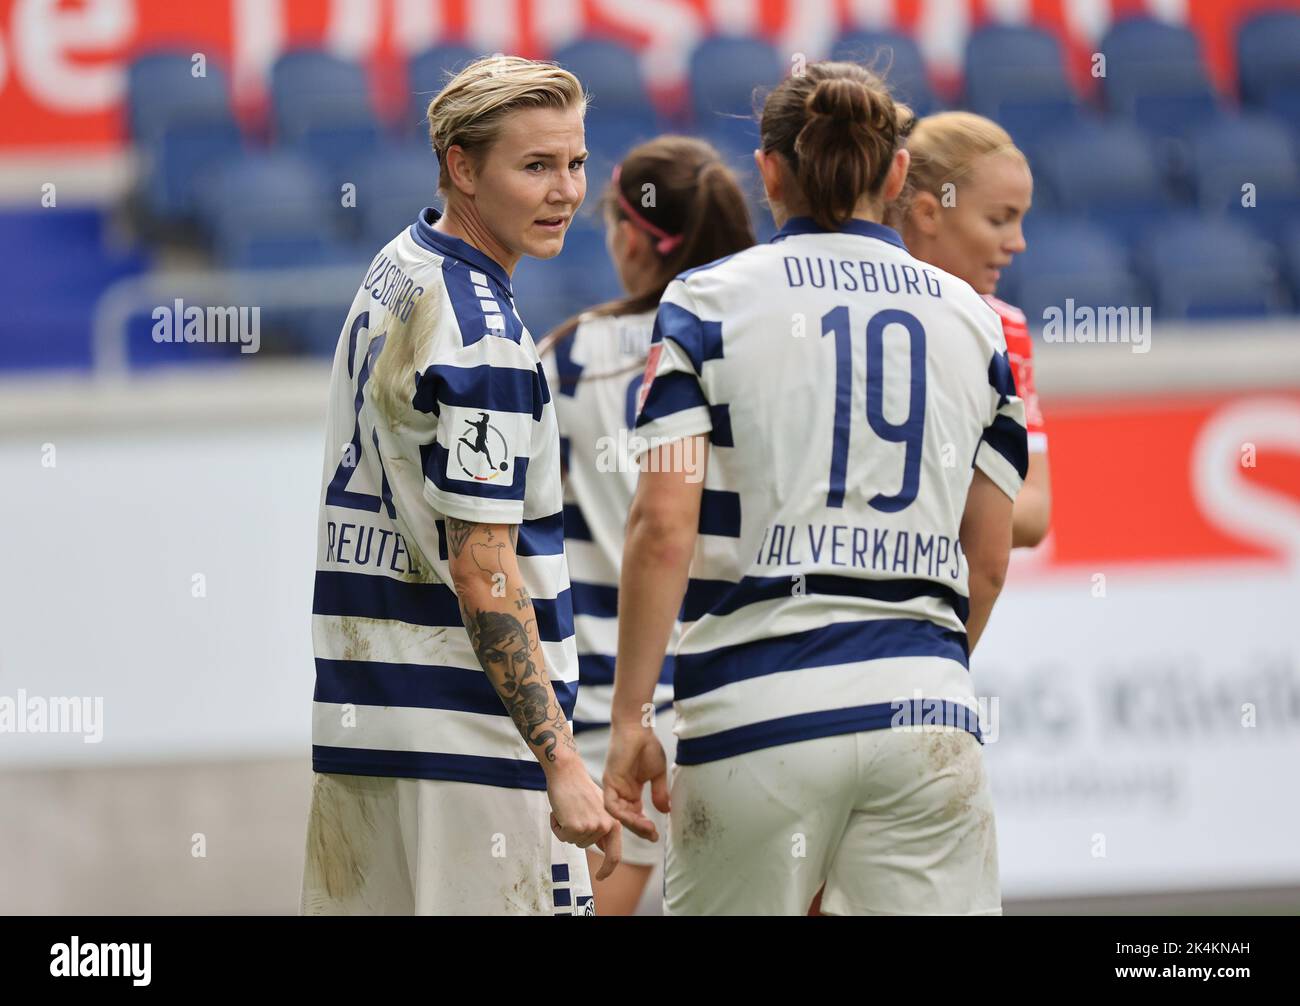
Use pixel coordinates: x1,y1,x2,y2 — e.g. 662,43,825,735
887,111,1027,227
426,55,587,191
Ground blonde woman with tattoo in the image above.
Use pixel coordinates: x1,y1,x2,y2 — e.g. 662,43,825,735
301,55,619,916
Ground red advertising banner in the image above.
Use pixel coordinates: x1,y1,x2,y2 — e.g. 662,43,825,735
0,0,1293,152
1039,392,1300,569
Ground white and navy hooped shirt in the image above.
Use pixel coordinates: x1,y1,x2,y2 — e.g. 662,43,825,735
311,207,576,789
544,311,676,735
632,217,1028,766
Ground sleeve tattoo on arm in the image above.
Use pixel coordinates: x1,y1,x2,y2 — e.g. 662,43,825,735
445,517,572,761
466,608,574,762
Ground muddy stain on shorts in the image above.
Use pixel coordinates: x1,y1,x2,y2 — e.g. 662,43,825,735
305,774,385,901
678,799,720,854
925,730,983,822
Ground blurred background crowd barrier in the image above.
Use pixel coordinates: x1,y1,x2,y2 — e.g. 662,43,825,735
1,0,1298,913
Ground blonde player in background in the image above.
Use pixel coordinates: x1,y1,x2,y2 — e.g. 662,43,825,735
539,136,755,914
301,56,619,916
890,111,1050,547
603,61,1027,915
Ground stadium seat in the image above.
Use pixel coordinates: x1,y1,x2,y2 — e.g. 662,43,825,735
271,50,375,140
961,26,1086,156
558,224,623,304
689,36,781,154
831,30,937,115
512,257,583,341
1100,16,1220,140
554,38,655,117
1035,122,1174,248
127,51,235,143
407,44,483,133
195,152,337,265
1137,215,1286,319
998,215,1144,331
1237,11,1300,107
1280,221,1300,308
1190,114,1300,244
964,24,1068,110
349,145,440,247
141,116,244,223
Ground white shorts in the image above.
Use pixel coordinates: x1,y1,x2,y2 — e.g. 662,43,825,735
576,705,676,868
299,772,593,916
664,727,1001,916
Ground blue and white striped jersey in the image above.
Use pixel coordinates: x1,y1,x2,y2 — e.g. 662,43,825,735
311,207,576,789
543,311,676,734
633,217,1028,766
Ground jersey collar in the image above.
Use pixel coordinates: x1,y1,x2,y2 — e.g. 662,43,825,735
771,216,908,251
411,206,514,296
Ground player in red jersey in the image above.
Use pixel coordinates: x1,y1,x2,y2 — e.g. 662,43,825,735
890,111,1050,547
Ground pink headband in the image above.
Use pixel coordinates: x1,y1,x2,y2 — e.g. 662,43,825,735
612,165,683,255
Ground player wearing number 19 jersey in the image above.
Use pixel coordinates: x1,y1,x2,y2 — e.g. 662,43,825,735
603,62,1028,915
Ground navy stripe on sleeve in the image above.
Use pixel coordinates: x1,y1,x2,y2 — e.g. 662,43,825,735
654,301,724,375
981,413,1029,479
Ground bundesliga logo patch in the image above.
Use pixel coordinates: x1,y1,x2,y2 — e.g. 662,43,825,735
452,411,511,482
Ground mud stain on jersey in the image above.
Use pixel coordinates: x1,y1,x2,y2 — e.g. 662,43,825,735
337,617,373,662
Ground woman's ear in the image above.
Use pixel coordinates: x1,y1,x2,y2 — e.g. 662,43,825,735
882,147,910,203
911,189,942,239
624,219,653,263
754,148,784,209
444,144,477,197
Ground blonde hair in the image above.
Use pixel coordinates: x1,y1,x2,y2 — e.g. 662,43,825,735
370,57,586,423
425,54,587,192
886,111,1027,228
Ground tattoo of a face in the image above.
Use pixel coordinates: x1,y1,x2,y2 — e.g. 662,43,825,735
468,609,569,761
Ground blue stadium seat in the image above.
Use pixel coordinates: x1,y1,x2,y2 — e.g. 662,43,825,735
1138,215,1285,319
512,257,582,341
140,118,243,224
689,36,781,153
558,224,622,304
998,215,1144,332
407,44,483,133
1237,12,1300,107
831,30,937,115
271,50,374,140
1100,17,1220,142
127,51,235,143
554,38,654,116
195,152,337,265
1036,122,1173,248
1191,114,1300,244
964,24,1070,109
350,145,440,247
1281,221,1300,307
583,108,662,176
